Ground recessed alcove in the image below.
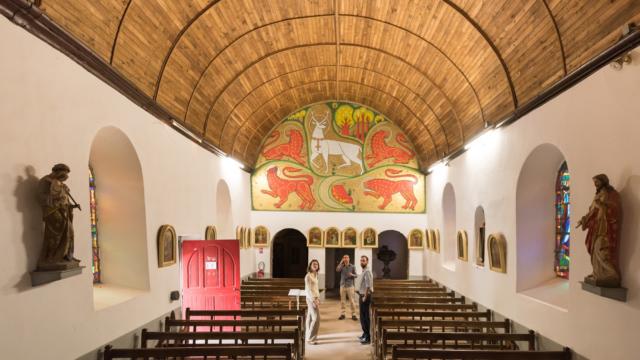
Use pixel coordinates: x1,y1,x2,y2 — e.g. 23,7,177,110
89,126,149,310
215,180,233,238
516,143,569,310
442,183,457,271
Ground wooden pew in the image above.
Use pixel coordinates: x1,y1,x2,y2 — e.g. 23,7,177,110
241,295,307,310
381,330,535,359
104,344,292,360
372,294,464,304
391,346,572,359
141,329,300,359
374,316,507,358
184,308,306,357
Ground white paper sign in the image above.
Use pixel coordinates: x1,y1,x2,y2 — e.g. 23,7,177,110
205,261,217,270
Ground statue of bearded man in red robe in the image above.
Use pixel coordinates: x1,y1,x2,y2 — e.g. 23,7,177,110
576,174,622,287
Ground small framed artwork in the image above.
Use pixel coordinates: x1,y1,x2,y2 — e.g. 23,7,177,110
308,227,324,247
341,227,358,248
157,224,177,267
243,227,253,249
360,228,378,248
433,229,441,253
426,229,433,250
205,225,217,240
408,229,425,249
253,225,270,248
324,227,340,248
457,230,468,261
236,226,244,248
488,233,507,273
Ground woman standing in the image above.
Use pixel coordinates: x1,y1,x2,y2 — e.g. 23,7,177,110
304,259,321,344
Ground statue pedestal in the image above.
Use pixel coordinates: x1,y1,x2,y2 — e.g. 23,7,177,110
30,266,85,286
580,281,627,302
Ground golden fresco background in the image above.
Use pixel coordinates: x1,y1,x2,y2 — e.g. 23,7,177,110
251,101,425,213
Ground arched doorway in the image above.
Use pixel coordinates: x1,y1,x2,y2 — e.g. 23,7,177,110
373,230,408,279
271,229,308,278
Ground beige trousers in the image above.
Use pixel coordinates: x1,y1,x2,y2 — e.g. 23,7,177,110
340,286,357,316
306,298,320,342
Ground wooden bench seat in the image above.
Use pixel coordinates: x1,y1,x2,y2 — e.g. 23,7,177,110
103,344,292,359
391,346,572,359
141,329,300,359
380,330,536,359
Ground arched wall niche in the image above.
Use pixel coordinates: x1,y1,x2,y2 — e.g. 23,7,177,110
89,126,149,292
442,183,457,270
474,206,486,266
516,143,568,294
271,228,308,278
373,230,408,279
215,179,233,239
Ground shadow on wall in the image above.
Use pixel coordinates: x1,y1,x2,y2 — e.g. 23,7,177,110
12,165,42,293
372,230,408,279
619,174,640,309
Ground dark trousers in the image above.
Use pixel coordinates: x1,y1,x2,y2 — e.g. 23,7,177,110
359,294,371,340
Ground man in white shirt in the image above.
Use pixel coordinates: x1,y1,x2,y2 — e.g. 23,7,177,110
357,255,373,344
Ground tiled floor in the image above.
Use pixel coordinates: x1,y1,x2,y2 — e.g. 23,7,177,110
305,298,372,360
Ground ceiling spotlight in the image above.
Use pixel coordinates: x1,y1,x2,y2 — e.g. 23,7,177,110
428,161,447,173
464,129,496,151
223,156,244,170
610,53,632,71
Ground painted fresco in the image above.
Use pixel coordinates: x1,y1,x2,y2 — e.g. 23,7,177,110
252,102,425,213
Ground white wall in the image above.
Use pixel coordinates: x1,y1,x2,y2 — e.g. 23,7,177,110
250,211,427,281
0,18,252,359
425,48,640,360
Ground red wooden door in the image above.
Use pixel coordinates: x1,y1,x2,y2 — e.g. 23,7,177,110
182,240,240,316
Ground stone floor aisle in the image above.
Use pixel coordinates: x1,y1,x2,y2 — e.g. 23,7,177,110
304,298,372,360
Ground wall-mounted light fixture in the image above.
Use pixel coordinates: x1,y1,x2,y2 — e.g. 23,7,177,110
428,160,448,174
610,52,632,70
223,156,245,170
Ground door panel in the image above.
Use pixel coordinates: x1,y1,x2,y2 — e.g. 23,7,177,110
182,240,240,319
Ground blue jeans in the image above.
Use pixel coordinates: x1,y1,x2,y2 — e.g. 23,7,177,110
359,294,371,340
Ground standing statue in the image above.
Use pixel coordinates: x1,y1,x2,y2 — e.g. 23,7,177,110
576,174,622,287
36,163,81,271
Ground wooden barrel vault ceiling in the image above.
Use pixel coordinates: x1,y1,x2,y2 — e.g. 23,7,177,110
30,0,640,170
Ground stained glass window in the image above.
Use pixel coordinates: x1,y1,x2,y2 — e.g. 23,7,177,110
89,166,101,283
555,161,570,278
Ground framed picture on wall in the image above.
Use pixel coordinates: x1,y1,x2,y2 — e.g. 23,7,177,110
205,225,217,240
360,228,378,248
157,224,177,267
253,225,270,247
308,227,324,247
236,226,244,248
488,233,507,273
433,229,441,253
244,227,252,248
408,229,425,249
457,230,468,261
324,227,340,248
426,229,433,250
341,227,358,248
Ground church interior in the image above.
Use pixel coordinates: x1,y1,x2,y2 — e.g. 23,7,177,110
1,1,640,359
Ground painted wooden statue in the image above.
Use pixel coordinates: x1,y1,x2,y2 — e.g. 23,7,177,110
36,163,81,271
576,174,622,287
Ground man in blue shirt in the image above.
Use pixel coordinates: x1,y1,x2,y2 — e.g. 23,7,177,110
357,255,373,344
336,254,358,320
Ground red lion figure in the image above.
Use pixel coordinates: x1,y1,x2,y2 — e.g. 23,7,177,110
331,184,353,205
366,130,415,167
363,169,418,210
261,166,315,210
261,129,306,165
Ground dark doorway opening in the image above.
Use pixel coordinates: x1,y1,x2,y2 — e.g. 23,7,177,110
373,230,408,279
271,228,308,278
324,248,356,298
